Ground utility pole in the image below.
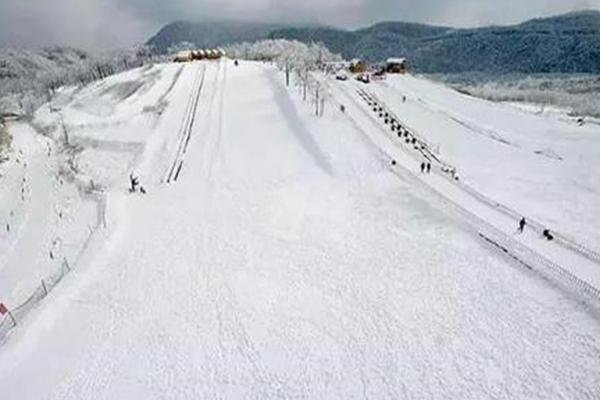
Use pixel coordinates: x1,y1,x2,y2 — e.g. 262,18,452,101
315,84,320,116
303,70,307,101
59,113,69,146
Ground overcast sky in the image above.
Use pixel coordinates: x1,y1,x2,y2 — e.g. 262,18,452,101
0,0,598,51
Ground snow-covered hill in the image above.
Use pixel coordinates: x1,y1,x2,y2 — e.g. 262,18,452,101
0,46,154,118
0,60,599,398
360,74,600,248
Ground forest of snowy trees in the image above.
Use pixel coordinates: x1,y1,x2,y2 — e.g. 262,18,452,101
431,73,600,118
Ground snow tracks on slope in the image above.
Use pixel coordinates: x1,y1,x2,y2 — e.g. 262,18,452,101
164,64,207,183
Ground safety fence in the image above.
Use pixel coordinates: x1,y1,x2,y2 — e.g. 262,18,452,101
0,191,104,345
0,259,70,341
392,160,600,303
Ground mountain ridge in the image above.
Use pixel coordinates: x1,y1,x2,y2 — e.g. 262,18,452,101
147,10,600,73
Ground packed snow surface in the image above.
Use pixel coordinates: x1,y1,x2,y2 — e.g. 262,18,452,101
367,74,600,248
0,61,599,399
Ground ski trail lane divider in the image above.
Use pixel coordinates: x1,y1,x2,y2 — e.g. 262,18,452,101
165,64,207,184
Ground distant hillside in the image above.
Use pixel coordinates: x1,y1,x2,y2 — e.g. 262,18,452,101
146,21,285,54
148,11,600,73
273,11,600,73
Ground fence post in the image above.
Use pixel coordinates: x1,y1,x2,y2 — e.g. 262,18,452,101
8,311,16,327
41,279,48,296
315,85,320,116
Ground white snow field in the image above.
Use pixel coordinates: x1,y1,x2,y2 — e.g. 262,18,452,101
1,60,600,399
0,123,97,307
359,74,600,249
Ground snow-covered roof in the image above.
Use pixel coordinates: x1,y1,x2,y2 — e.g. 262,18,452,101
386,58,407,64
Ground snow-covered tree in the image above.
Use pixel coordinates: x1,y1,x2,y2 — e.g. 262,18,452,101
434,73,600,118
225,39,342,72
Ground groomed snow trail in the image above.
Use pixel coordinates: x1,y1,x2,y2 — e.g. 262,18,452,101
322,79,600,297
1,61,599,399
363,74,600,249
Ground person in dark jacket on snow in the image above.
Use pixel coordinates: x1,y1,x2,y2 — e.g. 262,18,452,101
420,162,425,173
129,173,139,193
543,229,554,241
518,217,527,233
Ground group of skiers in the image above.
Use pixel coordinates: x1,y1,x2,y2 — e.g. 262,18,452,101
420,162,431,174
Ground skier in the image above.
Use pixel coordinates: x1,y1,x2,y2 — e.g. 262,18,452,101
543,229,554,241
518,217,527,233
426,163,431,173
129,173,139,193
420,162,426,173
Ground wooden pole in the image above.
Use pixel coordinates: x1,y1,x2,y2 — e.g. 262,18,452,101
8,311,16,327
315,85,320,116
303,72,307,101
285,63,290,87
63,258,70,272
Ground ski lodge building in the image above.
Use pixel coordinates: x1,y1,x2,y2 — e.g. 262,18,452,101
174,48,226,63
349,59,368,73
386,58,408,74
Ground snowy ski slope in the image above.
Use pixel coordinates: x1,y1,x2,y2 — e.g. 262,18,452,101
364,74,600,249
0,61,599,399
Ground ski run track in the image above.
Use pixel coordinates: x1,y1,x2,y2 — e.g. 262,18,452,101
0,60,600,399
